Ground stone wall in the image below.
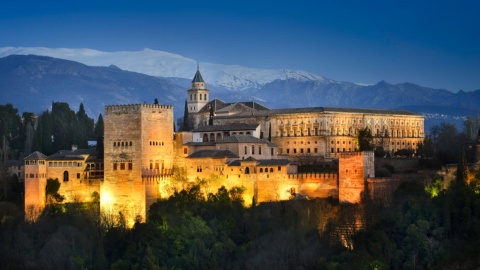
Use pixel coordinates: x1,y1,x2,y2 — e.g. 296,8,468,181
338,152,366,203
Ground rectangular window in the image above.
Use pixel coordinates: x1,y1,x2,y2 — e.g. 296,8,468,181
113,163,118,170
77,173,80,179
300,149,304,154
314,148,318,153
307,148,311,154
278,166,281,171
259,146,262,155
197,166,202,172
184,148,187,154
287,149,290,154
271,148,274,155
293,149,297,154
120,163,125,170
128,163,133,170
252,145,255,155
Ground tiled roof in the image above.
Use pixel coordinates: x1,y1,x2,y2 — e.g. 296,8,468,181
227,158,291,166
192,70,204,83
197,99,270,114
184,141,216,146
24,151,48,160
188,150,239,158
216,135,275,146
192,123,258,132
46,149,96,161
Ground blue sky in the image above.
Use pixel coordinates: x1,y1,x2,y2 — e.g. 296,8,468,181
1,0,479,92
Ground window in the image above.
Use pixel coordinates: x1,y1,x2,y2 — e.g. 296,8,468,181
314,148,318,153
278,166,281,171
77,173,80,179
120,163,125,170
184,148,188,154
293,149,297,154
252,145,255,155
245,146,248,154
197,166,202,172
287,149,290,154
271,148,274,155
307,148,311,154
113,163,118,170
128,163,133,170
259,146,262,155
63,171,69,182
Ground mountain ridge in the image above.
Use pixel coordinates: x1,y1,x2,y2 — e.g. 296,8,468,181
0,53,478,132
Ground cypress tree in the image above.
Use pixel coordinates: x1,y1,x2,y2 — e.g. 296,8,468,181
209,105,214,126
182,99,190,131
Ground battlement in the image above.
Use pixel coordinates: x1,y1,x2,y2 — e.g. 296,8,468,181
338,152,363,158
105,104,173,114
287,172,338,180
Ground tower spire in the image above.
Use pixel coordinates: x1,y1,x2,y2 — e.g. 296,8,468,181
197,60,199,71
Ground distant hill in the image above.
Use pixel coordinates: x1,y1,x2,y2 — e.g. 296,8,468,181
0,54,479,132
0,54,185,118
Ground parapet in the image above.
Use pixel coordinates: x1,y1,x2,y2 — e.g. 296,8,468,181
105,104,173,114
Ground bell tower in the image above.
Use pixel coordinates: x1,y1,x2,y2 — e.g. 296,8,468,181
187,63,209,113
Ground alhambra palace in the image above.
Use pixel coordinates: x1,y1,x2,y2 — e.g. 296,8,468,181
21,68,427,226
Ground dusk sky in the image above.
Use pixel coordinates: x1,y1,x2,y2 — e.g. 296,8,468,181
1,0,479,92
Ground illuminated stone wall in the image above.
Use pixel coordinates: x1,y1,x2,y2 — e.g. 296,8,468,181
214,110,424,159
103,104,174,227
24,161,47,220
338,152,367,203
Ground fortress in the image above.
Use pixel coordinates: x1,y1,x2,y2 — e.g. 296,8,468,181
22,67,425,226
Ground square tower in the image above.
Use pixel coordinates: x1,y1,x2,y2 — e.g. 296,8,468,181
102,104,174,226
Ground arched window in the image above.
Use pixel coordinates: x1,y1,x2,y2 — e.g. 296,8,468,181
63,171,69,181
204,94,207,100
209,133,215,141
113,142,116,147
245,167,250,174
259,168,263,173
203,133,209,142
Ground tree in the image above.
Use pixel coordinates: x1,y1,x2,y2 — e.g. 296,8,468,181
94,114,104,138
45,178,65,204
182,99,191,131
208,105,214,125
355,127,374,151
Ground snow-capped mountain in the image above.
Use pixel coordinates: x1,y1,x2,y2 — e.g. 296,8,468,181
0,47,328,91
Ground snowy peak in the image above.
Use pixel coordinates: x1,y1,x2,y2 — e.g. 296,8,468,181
0,47,331,91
